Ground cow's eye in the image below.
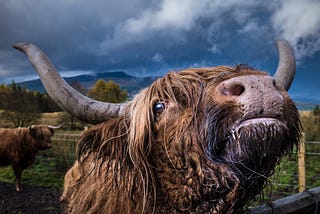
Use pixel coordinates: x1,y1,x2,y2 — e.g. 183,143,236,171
153,102,165,116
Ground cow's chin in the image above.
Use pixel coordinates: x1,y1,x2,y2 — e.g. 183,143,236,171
220,117,290,177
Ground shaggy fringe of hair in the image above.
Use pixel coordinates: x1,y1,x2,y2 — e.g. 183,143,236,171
70,72,196,212
72,68,215,213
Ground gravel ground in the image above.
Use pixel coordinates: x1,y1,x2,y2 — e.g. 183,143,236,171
0,182,62,214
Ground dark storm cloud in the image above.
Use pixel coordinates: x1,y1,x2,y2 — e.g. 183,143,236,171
0,0,153,81
0,0,319,104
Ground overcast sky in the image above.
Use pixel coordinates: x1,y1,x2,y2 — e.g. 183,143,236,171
0,0,319,103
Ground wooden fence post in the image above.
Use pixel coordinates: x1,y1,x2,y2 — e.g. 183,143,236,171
298,133,306,192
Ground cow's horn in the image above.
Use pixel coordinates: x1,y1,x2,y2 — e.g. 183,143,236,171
13,43,126,124
48,125,62,129
273,39,296,91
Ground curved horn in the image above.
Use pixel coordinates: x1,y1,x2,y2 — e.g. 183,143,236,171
13,43,126,124
48,125,62,129
273,39,296,91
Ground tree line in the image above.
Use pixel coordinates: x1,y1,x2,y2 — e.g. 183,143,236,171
0,82,62,127
0,79,127,127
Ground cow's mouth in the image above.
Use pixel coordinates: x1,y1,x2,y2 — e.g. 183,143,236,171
219,116,289,164
234,116,287,131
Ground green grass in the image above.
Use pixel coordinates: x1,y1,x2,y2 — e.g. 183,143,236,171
0,155,65,189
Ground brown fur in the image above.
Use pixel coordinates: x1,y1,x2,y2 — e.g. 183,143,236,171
0,125,58,191
62,66,301,213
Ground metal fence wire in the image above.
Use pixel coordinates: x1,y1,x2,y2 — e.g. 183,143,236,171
1,130,320,204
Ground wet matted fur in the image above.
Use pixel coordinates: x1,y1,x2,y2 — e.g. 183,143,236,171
61,66,301,213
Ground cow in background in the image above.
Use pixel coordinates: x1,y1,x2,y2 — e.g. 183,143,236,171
0,125,61,191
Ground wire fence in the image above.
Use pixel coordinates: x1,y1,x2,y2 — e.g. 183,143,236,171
247,137,320,209
1,130,320,203
44,130,80,173
300,141,320,187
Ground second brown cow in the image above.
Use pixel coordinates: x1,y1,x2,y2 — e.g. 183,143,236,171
0,125,60,191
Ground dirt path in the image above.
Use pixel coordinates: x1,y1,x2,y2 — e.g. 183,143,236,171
0,182,61,214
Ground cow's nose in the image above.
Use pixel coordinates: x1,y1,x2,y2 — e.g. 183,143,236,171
220,83,245,96
215,75,283,117
216,75,274,99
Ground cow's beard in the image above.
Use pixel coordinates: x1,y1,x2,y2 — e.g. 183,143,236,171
205,102,301,210
224,121,291,172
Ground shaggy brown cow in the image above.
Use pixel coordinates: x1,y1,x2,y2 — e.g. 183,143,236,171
14,40,301,213
0,125,60,191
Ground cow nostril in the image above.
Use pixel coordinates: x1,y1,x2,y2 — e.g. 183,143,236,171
221,84,245,96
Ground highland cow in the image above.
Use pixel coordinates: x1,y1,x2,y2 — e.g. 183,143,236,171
14,40,301,213
0,125,60,191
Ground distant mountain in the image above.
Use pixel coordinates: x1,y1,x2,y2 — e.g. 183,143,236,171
18,71,159,98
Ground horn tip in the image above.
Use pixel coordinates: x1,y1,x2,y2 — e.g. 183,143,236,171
276,39,288,43
13,43,30,52
276,39,293,49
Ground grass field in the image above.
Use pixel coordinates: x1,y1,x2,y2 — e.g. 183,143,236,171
0,156,65,189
